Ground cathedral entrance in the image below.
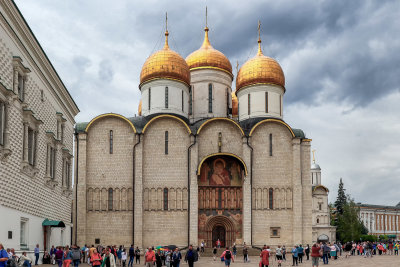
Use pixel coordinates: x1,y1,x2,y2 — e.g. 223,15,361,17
212,225,226,247
197,154,246,247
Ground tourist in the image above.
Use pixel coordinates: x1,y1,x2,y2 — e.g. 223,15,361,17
216,239,221,249
276,245,283,267
134,247,140,265
127,245,134,267
377,243,383,255
232,244,237,259
330,243,336,260
172,248,182,267
116,246,122,266
311,243,321,267
297,244,304,263
72,245,81,267
19,252,32,267
34,244,40,266
165,251,171,267
394,242,399,255
42,251,51,264
90,249,102,267
50,246,57,265
282,245,286,261
291,246,298,266
185,245,198,267
121,249,126,267
102,248,116,267
259,245,269,267
145,247,155,267
0,244,8,267
322,243,330,264
55,247,63,267
155,250,162,267
305,244,310,260
220,247,234,267
212,247,217,261
62,247,73,267
200,241,205,253
243,245,248,262
344,242,352,258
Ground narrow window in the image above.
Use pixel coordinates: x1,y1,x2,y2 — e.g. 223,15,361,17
208,84,212,113
61,125,65,143
226,88,229,116
163,188,168,211
165,87,169,108
40,90,44,102
109,130,113,154
248,94,251,115
265,92,268,113
108,188,113,211
319,203,322,210
0,102,5,145
51,147,56,179
189,86,193,115
269,188,274,209
269,133,273,156
18,74,24,101
317,218,320,224
148,88,151,110
181,90,184,111
165,131,168,155
279,95,282,116
27,128,34,165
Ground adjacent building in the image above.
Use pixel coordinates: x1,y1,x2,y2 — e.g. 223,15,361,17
0,0,79,254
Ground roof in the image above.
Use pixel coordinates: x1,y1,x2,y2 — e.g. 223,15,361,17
42,219,65,227
357,203,400,210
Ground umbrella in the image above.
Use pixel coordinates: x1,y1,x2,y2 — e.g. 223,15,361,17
166,245,178,251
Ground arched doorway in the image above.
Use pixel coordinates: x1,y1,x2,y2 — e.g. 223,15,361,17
197,154,246,247
318,234,329,243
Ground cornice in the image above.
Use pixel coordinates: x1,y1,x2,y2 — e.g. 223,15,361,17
0,1,79,123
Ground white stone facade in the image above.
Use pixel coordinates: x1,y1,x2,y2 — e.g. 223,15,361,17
358,204,400,239
0,0,79,256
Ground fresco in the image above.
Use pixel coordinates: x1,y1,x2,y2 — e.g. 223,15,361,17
199,156,243,186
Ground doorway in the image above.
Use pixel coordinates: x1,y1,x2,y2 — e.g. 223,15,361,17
212,225,226,247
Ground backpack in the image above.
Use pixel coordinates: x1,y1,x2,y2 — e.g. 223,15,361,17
225,250,231,260
72,250,81,260
6,259,17,267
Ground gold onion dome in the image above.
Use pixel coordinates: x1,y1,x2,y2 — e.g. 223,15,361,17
140,30,190,88
236,37,285,92
231,92,238,117
186,27,232,76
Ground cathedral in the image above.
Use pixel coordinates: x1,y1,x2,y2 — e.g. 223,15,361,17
73,19,334,248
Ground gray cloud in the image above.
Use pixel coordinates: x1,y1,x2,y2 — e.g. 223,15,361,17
14,0,400,205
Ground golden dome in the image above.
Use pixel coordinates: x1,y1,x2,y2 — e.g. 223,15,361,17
140,31,190,88
138,100,142,116
236,38,285,92
232,92,238,117
186,27,232,76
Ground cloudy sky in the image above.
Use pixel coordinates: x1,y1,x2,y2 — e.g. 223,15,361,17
14,0,400,205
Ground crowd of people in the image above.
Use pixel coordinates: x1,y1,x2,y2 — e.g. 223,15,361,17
1,240,400,267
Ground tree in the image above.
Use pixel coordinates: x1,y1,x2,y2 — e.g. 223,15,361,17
335,196,366,242
334,178,347,216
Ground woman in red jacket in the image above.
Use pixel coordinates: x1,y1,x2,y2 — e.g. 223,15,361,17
311,243,321,267
259,245,270,267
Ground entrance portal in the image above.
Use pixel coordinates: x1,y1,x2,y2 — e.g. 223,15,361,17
212,225,226,247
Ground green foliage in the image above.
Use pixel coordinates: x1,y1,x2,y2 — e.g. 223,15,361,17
379,235,389,241
336,198,365,242
334,178,347,216
361,235,377,242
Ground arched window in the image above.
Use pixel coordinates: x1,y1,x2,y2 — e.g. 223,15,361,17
279,95,282,116
265,92,268,113
319,203,322,210
165,131,168,155
269,133,273,156
317,218,320,224
165,87,169,108
163,188,169,211
148,88,151,110
189,86,193,115
208,84,213,113
108,188,113,211
269,188,274,209
181,90,184,111
248,94,251,115
109,130,113,154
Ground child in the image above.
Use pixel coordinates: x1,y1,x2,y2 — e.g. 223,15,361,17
121,249,127,267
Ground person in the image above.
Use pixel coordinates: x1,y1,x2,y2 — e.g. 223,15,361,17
0,244,8,267
80,245,86,264
50,246,57,265
155,250,162,267
42,252,51,264
134,247,140,265
34,244,40,266
232,244,237,259
395,242,399,255
19,252,32,267
184,245,198,267
276,245,283,267
212,247,217,261
172,248,181,267
165,251,171,267
127,245,134,267
144,247,155,267
220,247,233,267
330,243,336,260
62,247,73,267
116,247,122,267
200,242,205,253
89,246,96,261
90,249,102,267
291,246,298,266
55,247,63,267
8,249,18,267
282,245,286,261
311,243,321,267
121,249,126,267
259,245,269,267
305,244,310,261
216,239,221,249
102,248,116,267
243,245,248,263
72,246,81,267
322,243,330,264
297,245,304,263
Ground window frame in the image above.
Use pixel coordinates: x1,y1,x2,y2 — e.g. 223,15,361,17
109,130,113,154
208,84,213,113
165,131,168,155
248,94,251,115
163,188,169,211
269,188,274,209
0,101,5,146
148,87,151,110
265,92,268,113
165,86,169,108
108,188,113,211
189,86,193,115
269,133,273,156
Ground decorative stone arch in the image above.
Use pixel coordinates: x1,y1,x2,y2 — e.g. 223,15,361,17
205,215,236,248
318,234,329,242
142,114,191,134
249,118,295,137
196,117,245,136
85,113,137,133
197,152,248,176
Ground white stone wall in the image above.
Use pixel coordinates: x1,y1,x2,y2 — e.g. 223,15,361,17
140,79,189,117
237,84,284,121
189,69,232,121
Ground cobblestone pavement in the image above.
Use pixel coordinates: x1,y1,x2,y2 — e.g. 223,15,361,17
44,255,400,267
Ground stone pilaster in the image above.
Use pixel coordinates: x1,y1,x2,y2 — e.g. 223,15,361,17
134,134,143,249
301,140,312,245
242,136,252,245
292,138,302,245
189,136,198,246
76,133,87,246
